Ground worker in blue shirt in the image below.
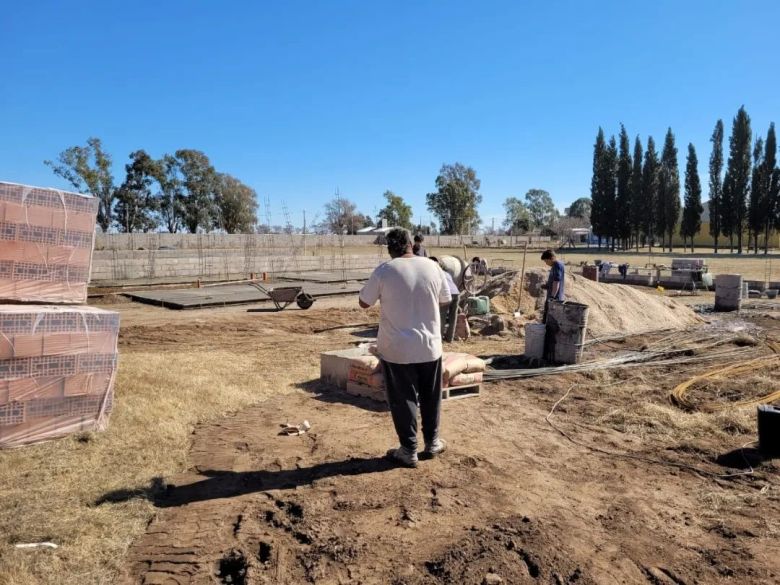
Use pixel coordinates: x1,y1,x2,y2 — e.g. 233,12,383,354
541,249,565,322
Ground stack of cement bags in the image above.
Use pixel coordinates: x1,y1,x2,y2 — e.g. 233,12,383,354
0,181,119,448
345,350,486,402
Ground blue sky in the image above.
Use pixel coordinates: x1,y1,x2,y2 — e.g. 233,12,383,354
1,1,778,229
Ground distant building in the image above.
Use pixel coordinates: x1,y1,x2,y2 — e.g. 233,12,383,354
670,201,779,249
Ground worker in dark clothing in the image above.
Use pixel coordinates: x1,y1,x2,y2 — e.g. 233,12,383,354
412,234,429,257
541,249,565,323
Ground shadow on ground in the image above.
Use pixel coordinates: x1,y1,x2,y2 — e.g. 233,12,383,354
95,456,396,508
296,378,388,413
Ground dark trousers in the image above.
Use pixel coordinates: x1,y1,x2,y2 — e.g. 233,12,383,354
440,294,460,341
381,358,442,451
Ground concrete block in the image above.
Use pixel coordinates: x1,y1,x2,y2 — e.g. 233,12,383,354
320,348,370,389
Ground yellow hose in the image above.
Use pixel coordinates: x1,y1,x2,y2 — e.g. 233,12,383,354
671,350,780,411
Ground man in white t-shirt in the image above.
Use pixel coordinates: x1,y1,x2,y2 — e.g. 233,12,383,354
359,228,452,468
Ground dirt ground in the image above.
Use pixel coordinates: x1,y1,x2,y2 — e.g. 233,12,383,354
121,299,778,584
2,292,780,585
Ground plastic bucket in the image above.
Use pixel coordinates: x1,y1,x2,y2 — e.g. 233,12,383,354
467,295,490,315
546,301,589,364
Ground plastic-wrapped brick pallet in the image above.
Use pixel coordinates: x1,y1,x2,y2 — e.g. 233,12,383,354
0,181,98,304
0,305,119,448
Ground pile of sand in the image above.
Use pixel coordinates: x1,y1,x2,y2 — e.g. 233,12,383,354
486,268,701,338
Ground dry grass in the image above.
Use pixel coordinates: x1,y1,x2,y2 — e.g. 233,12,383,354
0,349,285,585
596,401,754,442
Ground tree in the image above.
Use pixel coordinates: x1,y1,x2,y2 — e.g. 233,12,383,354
590,129,616,248
45,137,115,231
503,197,532,234
215,173,258,233
629,136,643,250
323,196,369,234
175,149,218,233
764,124,779,253
708,120,725,253
604,136,618,249
566,197,592,220
723,106,752,253
657,128,681,252
640,136,660,251
426,163,482,235
748,137,766,253
524,189,558,229
155,155,186,233
754,123,778,254
615,125,633,249
589,128,607,248
115,150,160,233
680,144,703,251
377,191,413,229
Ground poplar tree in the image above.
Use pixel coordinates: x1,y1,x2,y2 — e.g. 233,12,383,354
616,125,633,249
629,136,643,250
708,120,724,253
604,136,618,250
657,128,681,252
590,128,607,248
748,138,765,253
723,106,752,253
681,144,703,252
761,123,777,254
641,136,659,251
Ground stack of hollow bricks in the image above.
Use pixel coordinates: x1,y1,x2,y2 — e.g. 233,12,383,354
0,181,119,448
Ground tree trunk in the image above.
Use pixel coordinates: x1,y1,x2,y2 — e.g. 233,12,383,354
714,235,718,254
765,222,771,255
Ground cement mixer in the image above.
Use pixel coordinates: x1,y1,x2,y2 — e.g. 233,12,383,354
438,255,486,294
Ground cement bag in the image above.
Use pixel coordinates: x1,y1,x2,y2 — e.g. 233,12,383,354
442,352,486,385
347,368,384,388
448,372,483,387
348,355,381,373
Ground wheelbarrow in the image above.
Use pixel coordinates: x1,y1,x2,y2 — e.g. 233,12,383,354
248,282,315,311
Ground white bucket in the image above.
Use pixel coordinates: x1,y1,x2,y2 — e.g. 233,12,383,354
524,323,546,359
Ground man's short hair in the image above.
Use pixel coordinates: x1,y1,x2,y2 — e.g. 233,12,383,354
387,228,412,257
413,234,424,243
541,249,556,260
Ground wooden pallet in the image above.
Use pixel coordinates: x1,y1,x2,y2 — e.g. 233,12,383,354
344,382,481,402
442,383,481,400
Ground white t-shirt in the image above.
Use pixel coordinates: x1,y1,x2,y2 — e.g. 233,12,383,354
443,271,459,295
360,256,451,364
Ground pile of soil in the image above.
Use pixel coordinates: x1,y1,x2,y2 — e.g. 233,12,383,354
486,268,701,338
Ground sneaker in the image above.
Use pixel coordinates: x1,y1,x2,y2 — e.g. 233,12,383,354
385,446,418,468
423,437,447,458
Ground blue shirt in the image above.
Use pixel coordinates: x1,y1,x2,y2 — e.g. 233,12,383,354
547,260,565,301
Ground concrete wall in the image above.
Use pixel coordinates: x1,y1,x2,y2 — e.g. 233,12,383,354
94,232,554,251
90,249,385,283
